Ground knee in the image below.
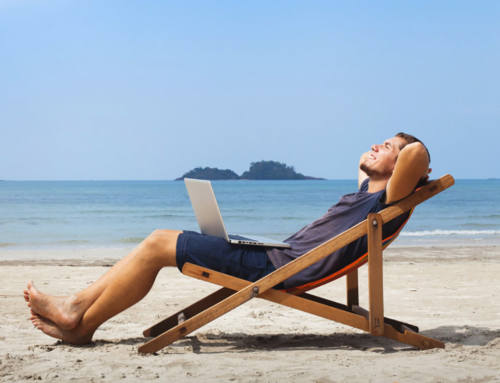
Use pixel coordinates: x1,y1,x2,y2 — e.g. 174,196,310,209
141,229,180,266
143,229,172,253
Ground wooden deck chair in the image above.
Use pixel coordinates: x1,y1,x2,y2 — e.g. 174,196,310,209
139,174,455,354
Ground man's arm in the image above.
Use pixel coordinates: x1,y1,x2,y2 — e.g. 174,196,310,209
386,142,430,204
358,152,370,189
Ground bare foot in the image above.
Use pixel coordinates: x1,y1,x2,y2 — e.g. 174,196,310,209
30,313,92,345
26,281,83,330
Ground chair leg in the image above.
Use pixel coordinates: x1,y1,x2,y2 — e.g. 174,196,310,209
347,304,418,333
143,287,234,337
346,269,359,308
367,213,384,336
138,270,268,353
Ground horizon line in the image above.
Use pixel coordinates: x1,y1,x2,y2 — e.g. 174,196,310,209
1,177,499,182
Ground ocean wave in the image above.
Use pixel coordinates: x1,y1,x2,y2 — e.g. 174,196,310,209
464,214,500,220
55,240,91,245
401,230,500,237
459,223,499,229
118,237,144,243
141,214,191,219
0,240,91,247
1,217,69,225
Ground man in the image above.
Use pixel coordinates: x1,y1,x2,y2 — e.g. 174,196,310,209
25,132,430,345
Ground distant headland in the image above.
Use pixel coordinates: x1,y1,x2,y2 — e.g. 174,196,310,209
175,161,324,181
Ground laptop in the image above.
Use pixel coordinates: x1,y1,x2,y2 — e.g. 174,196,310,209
184,178,291,248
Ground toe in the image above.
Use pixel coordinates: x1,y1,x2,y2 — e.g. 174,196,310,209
27,281,37,294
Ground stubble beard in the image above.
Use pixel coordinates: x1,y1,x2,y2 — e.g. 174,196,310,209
360,162,375,177
360,162,392,179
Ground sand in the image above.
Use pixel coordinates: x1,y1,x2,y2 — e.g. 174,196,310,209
1,245,499,382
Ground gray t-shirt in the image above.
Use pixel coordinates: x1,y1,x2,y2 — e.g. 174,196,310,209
267,179,409,288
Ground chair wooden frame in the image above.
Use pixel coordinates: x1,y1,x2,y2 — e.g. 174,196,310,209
139,174,454,354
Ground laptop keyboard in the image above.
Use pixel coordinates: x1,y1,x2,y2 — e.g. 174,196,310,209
228,234,254,241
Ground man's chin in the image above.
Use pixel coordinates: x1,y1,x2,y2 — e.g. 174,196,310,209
360,163,374,176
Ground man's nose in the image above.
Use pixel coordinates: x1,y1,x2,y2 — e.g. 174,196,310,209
371,144,379,152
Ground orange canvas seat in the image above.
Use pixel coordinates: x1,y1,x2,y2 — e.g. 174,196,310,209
285,209,413,294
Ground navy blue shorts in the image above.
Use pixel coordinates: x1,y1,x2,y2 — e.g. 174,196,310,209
176,231,283,288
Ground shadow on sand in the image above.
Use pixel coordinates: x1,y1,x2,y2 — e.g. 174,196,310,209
171,325,500,354
41,325,497,355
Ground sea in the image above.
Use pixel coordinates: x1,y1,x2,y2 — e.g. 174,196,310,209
1,179,499,260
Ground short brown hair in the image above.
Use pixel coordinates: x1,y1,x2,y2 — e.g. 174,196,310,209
395,132,431,163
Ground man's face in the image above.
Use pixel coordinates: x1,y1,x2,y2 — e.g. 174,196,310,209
360,136,407,178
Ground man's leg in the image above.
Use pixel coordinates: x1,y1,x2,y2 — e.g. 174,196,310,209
26,229,181,344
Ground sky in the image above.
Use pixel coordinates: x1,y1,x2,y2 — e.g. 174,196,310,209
1,1,499,180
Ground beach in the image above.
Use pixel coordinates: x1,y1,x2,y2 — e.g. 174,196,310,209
1,245,499,382
3,0,500,380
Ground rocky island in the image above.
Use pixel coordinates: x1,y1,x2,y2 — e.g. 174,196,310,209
175,167,239,181
176,160,323,180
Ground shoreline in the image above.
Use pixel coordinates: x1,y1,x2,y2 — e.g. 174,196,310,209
1,243,498,266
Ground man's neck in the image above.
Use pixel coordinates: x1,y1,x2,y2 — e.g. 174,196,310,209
367,178,389,193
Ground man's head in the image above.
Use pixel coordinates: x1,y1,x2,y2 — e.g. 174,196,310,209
395,132,431,163
360,132,430,180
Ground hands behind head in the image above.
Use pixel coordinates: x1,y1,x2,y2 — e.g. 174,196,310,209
420,168,432,184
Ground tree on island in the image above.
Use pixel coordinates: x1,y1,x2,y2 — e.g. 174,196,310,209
240,160,318,180
175,167,239,181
